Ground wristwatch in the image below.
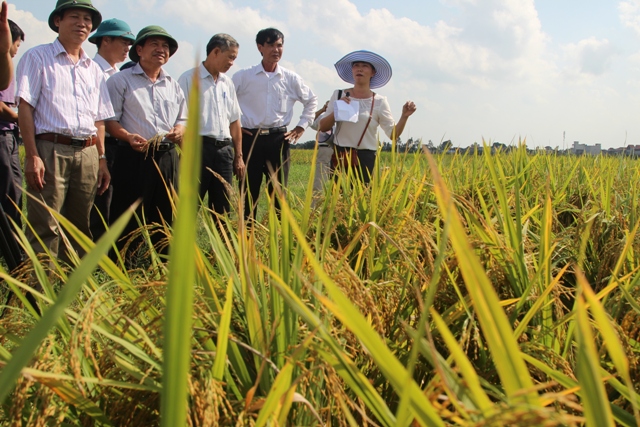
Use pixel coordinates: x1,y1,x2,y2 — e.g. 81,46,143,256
99,154,107,160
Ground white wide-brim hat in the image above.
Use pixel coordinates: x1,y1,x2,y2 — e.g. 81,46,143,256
334,50,392,89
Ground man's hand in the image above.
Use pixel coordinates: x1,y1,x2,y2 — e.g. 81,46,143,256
25,155,46,192
284,126,305,144
97,159,111,195
234,155,245,180
127,133,147,152
165,125,185,146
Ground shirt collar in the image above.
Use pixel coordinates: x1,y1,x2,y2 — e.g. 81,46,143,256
256,62,281,76
93,53,116,74
53,38,92,66
199,62,213,80
132,62,168,82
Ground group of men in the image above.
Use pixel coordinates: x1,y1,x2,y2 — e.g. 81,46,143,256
6,0,318,262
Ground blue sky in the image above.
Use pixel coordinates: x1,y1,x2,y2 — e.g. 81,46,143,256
10,0,640,149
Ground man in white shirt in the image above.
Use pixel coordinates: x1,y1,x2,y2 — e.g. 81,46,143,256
179,33,245,217
232,27,317,220
16,0,113,260
88,18,134,239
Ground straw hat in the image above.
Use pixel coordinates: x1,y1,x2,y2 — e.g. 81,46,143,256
334,50,392,89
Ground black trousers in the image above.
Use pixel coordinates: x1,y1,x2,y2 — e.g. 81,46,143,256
0,131,22,226
200,140,234,215
241,131,289,219
110,143,179,255
333,146,376,184
89,138,117,240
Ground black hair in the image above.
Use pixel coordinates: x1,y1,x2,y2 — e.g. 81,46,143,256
8,20,24,43
255,28,283,46
206,33,239,56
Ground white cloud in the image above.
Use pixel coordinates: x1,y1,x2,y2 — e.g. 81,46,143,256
9,4,56,64
563,37,617,77
283,0,554,87
620,0,640,35
161,0,281,41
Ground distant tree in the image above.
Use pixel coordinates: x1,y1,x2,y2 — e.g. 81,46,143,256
292,140,316,149
438,140,452,153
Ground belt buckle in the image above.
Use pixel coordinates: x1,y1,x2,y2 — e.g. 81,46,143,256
258,129,270,136
70,137,86,147
157,142,171,152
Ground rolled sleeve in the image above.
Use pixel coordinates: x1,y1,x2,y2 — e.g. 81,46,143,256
378,97,395,139
15,49,42,107
292,75,317,129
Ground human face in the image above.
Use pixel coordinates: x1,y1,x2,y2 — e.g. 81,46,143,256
137,36,171,67
210,46,238,74
257,38,283,65
54,8,93,45
9,39,20,58
101,36,132,65
352,61,376,86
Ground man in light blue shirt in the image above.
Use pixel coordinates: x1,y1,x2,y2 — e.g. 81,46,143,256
106,25,186,258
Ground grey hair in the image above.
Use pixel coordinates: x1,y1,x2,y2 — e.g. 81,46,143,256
206,33,239,56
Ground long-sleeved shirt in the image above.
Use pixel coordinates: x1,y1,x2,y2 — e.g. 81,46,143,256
232,62,317,130
15,38,114,137
106,63,187,140
178,62,240,139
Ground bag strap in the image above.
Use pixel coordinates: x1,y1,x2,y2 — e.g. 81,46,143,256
334,90,343,146
355,93,375,149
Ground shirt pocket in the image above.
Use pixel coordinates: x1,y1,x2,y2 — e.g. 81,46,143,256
272,86,288,114
161,99,179,122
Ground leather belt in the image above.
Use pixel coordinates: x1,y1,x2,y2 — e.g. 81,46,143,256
245,126,287,136
37,133,97,148
202,136,232,147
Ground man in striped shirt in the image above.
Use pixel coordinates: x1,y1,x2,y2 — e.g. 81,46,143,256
106,26,186,258
15,0,113,260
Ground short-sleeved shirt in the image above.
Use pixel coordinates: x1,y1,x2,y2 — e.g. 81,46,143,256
178,63,240,139
326,90,395,151
232,63,317,130
0,79,16,131
15,38,114,137
106,63,187,140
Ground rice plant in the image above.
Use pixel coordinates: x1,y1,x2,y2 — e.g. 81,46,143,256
2,123,640,425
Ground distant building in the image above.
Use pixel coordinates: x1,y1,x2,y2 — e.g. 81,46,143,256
572,141,601,156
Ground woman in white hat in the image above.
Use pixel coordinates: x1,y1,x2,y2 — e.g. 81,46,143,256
319,50,416,183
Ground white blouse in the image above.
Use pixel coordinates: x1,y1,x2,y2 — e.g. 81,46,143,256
326,89,395,151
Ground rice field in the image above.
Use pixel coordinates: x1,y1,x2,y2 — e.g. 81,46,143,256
2,90,640,426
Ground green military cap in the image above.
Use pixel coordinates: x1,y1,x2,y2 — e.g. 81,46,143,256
48,0,102,33
129,25,178,62
88,18,135,44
